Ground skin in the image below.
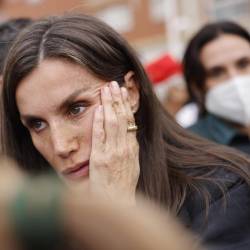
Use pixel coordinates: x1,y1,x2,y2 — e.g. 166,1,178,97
16,59,140,201
163,85,189,117
200,34,250,90
201,34,250,134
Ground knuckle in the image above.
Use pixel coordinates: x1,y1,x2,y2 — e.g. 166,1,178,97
116,109,124,117
116,149,125,159
94,128,104,138
122,147,129,158
105,150,115,163
99,130,105,140
113,94,121,101
108,117,118,129
108,148,122,163
119,111,127,120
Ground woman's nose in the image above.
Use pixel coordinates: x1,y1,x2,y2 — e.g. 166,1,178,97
50,124,79,158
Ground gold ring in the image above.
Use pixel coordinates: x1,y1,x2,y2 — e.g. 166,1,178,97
127,121,138,132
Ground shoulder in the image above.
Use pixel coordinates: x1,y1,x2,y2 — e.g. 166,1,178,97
179,169,250,249
188,115,212,139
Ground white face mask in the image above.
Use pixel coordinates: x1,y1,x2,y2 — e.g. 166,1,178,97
205,75,250,126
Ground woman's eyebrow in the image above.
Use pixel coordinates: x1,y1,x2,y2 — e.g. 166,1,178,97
236,56,250,63
20,87,89,123
57,87,88,113
20,115,39,127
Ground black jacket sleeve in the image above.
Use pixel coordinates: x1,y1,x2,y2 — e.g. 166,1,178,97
179,178,250,250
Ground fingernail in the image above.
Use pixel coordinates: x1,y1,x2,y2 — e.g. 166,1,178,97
111,81,119,91
104,86,109,94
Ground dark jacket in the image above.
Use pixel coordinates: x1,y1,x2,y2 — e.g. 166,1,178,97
179,170,250,250
189,114,250,155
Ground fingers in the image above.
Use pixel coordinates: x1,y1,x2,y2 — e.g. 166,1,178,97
121,87,135,125
91,105,105,154
110,81,127,146
110,81,126,117
99,81,137,150
101,86,118,146
90,82,139,199
121,87,138,152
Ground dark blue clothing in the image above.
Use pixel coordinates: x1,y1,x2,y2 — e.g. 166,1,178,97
179,169,250,250
189,114,250,155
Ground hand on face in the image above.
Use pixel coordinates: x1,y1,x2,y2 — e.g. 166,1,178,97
89,81,140,204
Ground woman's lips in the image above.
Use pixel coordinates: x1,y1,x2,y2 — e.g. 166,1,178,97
62,161,89,180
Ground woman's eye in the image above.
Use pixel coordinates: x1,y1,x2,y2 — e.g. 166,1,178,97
29,119,46,132
237,58,250,70
69,104,86,116
207,67,225,79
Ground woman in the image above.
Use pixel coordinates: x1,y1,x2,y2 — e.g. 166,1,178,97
183,21,250,155
1,14,250,249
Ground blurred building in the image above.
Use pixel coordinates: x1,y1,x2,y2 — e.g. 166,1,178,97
163,0,250,59
0,0,249,62
204,0,250,28
0,0,169,63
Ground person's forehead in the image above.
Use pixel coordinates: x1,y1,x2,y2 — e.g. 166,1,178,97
16,59,104,114
200,34,250,68
17,58,103,93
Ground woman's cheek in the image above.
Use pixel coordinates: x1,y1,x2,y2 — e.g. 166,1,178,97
30,133,54,163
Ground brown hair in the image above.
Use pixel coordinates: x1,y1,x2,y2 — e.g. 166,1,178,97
2,14,250,213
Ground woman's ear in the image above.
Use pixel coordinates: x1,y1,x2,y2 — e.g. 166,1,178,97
124,71,139,113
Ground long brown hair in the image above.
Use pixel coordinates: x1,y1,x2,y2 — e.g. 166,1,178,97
2,14,250,213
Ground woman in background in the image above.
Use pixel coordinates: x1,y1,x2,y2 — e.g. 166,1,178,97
183,21,250,155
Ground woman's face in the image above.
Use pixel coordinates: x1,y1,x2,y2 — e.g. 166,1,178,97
16,59,105,187
200,34,250,91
